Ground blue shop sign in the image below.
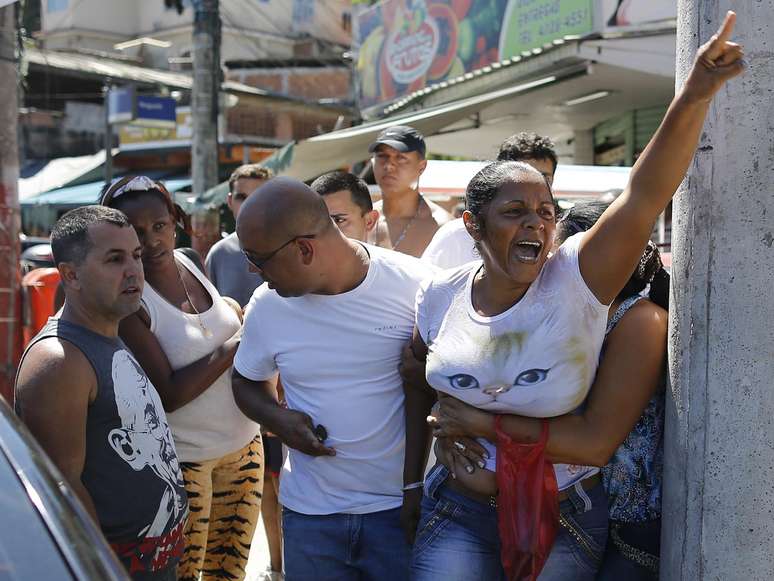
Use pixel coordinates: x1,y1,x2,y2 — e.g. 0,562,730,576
135,96,177,128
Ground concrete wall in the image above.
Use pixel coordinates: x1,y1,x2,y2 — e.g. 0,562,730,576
40,0,351,61
662,2,774,579
228,67,351,100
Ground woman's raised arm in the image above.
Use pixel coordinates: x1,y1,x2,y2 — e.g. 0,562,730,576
579,11,744,305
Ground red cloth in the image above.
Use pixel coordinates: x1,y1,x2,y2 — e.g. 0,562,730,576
495,417,559,581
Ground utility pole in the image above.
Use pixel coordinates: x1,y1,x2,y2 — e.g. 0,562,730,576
103,84,113,185
191,0,220,196
662,3,774,579
0,3,21,403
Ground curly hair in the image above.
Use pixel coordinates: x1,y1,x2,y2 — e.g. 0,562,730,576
497,132,558,174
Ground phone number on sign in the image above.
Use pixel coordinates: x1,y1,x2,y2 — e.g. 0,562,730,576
538,9,589,37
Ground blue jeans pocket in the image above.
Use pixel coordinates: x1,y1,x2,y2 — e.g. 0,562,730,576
557,482,609,574
424,464,449,500
559,511,606,570
412,497,456,557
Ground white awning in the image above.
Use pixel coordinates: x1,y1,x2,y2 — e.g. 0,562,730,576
417,160,630,199
18,150,115,200
261,67,587,182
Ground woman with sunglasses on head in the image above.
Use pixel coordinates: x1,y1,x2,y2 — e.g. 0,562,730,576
101,177,263,581
402,14,742,581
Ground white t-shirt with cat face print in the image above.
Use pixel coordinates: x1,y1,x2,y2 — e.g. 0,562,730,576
416,232,608,488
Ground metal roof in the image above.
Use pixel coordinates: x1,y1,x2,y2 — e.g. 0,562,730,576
374,24,676,119
24,46,351,113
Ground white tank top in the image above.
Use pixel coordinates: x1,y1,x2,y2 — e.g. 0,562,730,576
142,251,258,462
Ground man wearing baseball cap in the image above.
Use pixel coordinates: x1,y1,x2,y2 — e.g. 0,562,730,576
367,125,451,258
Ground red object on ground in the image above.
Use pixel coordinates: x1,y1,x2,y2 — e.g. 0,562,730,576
495,418,559,581
22,268,60,348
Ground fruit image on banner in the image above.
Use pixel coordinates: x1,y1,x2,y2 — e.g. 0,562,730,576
356,0,509,108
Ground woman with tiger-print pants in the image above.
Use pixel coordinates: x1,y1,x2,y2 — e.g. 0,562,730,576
180,433,264,581
104,177,264,581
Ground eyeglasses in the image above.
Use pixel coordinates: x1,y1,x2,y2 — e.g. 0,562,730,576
242,234,316,271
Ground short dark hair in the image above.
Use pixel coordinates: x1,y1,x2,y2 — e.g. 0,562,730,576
466,161,551,221
497,132,558,174
229,164,274,193
310,171,373,214
50,205,131,266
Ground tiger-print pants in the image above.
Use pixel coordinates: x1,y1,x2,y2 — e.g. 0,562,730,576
178,434,264,581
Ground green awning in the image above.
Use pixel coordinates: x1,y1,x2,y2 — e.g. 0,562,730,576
22,178,192,235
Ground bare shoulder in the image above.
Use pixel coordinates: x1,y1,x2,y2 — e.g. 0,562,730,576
119,308,151,335
610,299,668,344
424,197,453,226
16,337,97,404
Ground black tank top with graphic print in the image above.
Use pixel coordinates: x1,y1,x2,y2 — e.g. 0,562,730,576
17,318,188,576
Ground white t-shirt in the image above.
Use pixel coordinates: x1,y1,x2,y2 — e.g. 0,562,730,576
421,218,479,269
234,244,433,515
416,233,608,489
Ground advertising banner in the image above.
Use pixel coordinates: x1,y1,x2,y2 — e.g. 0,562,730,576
602,0,676,27
355,0,594,109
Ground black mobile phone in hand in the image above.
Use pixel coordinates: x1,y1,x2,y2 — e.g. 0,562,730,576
314,424,328,443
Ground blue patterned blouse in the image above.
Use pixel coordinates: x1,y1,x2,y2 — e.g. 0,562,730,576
601,296,665,523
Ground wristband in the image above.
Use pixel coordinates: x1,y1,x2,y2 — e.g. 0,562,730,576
402,481,424,492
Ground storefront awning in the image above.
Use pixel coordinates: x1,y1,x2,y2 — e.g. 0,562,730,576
417,161,630,200
21,178,191,235
279,68,586,181
190,66,588,209
19,150,117,200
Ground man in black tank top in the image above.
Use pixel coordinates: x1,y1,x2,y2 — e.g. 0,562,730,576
16,206,188,581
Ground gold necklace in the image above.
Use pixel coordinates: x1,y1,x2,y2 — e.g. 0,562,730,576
175,259,213,338
391,195,422,250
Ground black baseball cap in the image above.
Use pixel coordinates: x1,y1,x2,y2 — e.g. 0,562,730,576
368,125,426,157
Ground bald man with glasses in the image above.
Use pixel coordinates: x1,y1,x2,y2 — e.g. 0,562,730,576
232,177,434,581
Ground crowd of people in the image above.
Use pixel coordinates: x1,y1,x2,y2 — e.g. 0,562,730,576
13,14,743,581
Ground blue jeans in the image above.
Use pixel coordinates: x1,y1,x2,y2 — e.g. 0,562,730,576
410,465,608,580
539,476,608,580
282,506,410,581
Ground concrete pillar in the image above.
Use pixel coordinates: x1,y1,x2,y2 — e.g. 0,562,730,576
662,3,774,579
572,129,594,165
0,5,21,402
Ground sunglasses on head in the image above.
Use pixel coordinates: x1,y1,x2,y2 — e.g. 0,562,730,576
101,176,170,205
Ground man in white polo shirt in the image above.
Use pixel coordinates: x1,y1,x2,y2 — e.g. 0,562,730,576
231,177,433,580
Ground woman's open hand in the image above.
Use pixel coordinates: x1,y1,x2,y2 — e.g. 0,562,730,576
436,436,489,479
684,11,745,103
428,393,496,439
